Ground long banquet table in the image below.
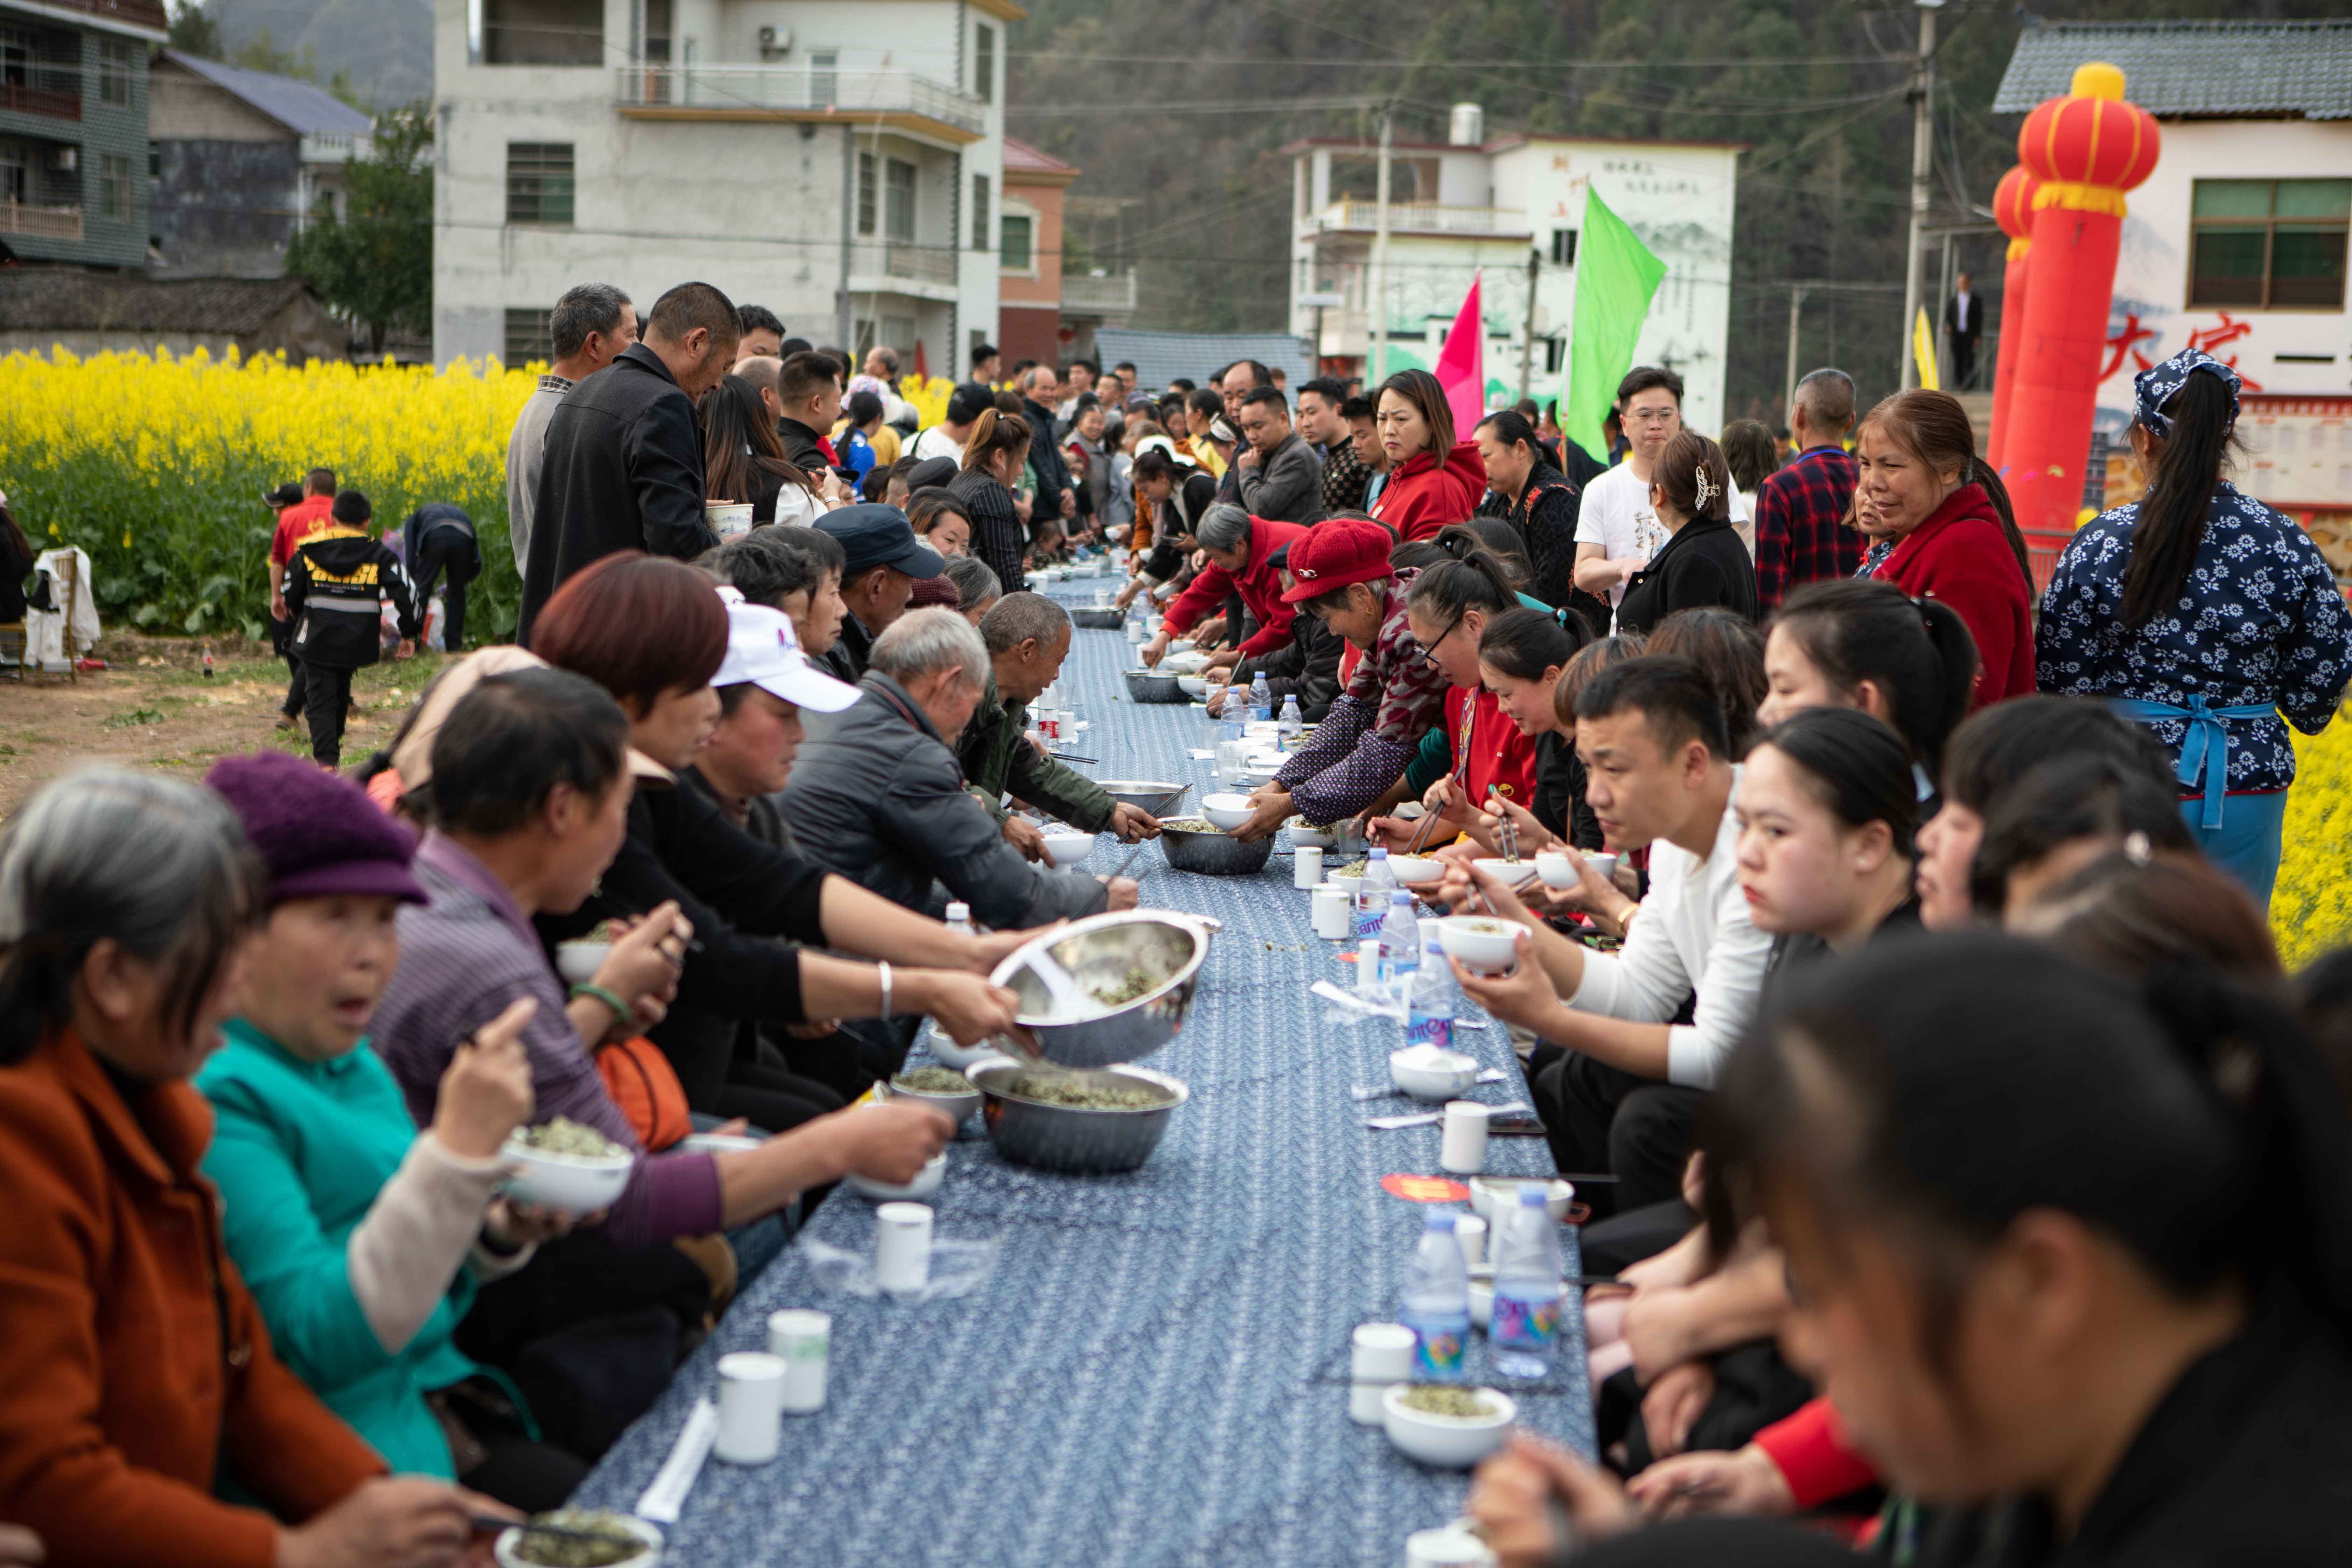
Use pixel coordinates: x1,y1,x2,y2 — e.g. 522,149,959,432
572,572,1594,1566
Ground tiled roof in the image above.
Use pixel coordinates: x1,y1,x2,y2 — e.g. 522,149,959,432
160,50,375,137
1089,329,1317,393
1993,20,2352,120
1003,136,1079,176
0,270,321,334
29,0,167,34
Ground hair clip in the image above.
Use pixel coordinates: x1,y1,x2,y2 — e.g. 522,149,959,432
1691,465,1718,512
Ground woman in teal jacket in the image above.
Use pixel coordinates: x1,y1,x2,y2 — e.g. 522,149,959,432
194,750,584,1509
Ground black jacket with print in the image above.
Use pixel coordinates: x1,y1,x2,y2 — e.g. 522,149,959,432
284,527,419,670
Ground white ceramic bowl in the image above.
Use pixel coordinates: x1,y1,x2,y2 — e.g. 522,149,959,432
1585,851,1619,881
1386,855,1444,886
1438,915,1521,974
1395,802,1427,821
1325,872,1364,903
924,1034,1010,1073
886,1075,984,1128
1244,720,1284,740
1200,792,1255,832
1468,1176,1578,1226
498,1134,634,1215
1391,1044,1479,1102
1177,674,1211,699
1040,831,1096,866
1535,851,1579,890
496,1514,662,1568
846,1150,947,1202
1169,638,1196,654
554,941,609,985
1166,650,1211,675
1286,817,1337,849
1471,858,1541,890
1382,1383,1517,1469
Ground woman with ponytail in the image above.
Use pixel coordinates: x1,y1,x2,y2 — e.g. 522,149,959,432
1615,432,1758,636
947,406,1035,596
1759,578,1981,788
1853,389,2035,704
2037,349,2352,909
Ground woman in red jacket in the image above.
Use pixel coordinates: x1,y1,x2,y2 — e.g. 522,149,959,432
1855,390,2035,704
1369,369,1487,543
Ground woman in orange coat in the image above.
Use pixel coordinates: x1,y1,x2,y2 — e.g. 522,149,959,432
0,769,497,1568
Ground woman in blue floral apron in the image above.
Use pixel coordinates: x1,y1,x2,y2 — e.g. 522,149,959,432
2036,349,2352,908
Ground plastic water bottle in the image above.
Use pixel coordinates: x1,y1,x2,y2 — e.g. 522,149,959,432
943,901,972,938
1277,693,1302,746
1356,847,1396,939
1400,1209,1472,1382
1490,1187,1566,1379
1249,670,1273,724
1405,918,1458,1053
1377,890,1420,1002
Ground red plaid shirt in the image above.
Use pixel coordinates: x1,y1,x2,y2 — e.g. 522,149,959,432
1751,445,1861,610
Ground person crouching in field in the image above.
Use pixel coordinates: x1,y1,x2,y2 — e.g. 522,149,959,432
284,490,419,768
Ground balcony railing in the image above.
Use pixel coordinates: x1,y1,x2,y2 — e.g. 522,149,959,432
850,240,958,286
1060,272,1138,313
0,202,84,240
299,131,371,164
0,80,82,120
1311,201,1527,236
615,67,985,136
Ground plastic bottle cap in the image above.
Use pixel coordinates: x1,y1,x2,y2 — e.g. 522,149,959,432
1390,890,1411,904
945,902,971,922
1422,1210,1457,1231
1370,848,1388,859
1519,1186,1548,1205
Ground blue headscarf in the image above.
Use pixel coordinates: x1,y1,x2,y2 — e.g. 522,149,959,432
2133,348,2241,440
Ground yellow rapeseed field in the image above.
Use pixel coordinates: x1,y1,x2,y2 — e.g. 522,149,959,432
0,346,959,642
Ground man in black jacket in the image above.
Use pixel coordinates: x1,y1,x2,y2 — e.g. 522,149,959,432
811,504,944,684
518,280,738,643
1020,364,1076,527
774,349,844,476
400,502,481,651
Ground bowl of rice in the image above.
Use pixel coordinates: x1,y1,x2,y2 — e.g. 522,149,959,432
498,1118,634,1213
967,1059,1189,1174
496,1510,661,1568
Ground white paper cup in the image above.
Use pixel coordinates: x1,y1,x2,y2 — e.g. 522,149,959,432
1440,1101,1489,1175
1313,885,1351,940
1454,1213,1489,1270
766,1309,830,1414
1350,1322,1416,1425
1294,845,1324,889
875,1201,934,1294
1406,1526,1497,1567
705,501,754,541
712,1350,786,1464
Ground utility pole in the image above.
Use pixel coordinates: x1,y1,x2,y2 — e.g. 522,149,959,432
1898,0,1941,390
1517,247,1540,402
836,126,855,356
1371,106,1393,384
1785,283,1806,421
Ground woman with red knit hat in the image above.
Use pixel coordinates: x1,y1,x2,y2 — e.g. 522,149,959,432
1367,369,1487,543
1229,517,1451,840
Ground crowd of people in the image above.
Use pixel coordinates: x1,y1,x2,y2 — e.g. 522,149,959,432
5,269,2352,1568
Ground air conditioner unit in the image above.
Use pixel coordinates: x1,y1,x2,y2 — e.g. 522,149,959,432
757,25,791,57
50,146,76,173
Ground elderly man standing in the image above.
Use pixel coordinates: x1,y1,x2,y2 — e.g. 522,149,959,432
518,280,735,642
812,504,945,683
783,608,1135,929
959,593,1161,861
504,283,635,577
1232,387,1326,525
1021,364,1078,527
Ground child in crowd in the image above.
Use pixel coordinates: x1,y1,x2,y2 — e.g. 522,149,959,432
282,490,418,768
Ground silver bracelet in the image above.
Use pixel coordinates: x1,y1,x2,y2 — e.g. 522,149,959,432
878,960,892,1019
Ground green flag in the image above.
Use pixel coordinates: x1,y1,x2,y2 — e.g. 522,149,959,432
1560,187,1667,464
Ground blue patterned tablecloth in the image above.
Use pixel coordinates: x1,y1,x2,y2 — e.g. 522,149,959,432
574,585,1594,1566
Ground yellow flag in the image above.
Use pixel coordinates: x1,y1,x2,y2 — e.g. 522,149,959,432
1912,307,1941,391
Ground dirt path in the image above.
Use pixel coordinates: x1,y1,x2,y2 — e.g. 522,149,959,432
0,635,449,814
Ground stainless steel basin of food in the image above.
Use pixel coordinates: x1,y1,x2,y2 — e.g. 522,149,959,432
1122,667,1190,704
967,1059,1189,1174
1096,780,1190,817
988,909,1211,1069
1157,822,1276,877
1070,607,1125,631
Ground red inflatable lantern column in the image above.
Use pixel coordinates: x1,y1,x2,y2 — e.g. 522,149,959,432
2006,62,2160,545
1987,165,2041,472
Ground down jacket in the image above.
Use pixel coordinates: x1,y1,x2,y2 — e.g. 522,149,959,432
779,671,1110,929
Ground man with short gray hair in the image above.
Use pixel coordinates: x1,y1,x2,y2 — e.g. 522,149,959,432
504,282,635,573
959,593,1158,861
782,608,1134,927
1751,366,1861,609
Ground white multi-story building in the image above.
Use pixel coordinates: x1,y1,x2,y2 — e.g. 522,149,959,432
431,0,1016,371
1285,105,1742,438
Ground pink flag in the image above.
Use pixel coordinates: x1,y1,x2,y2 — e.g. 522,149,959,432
1435,271,1485,441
